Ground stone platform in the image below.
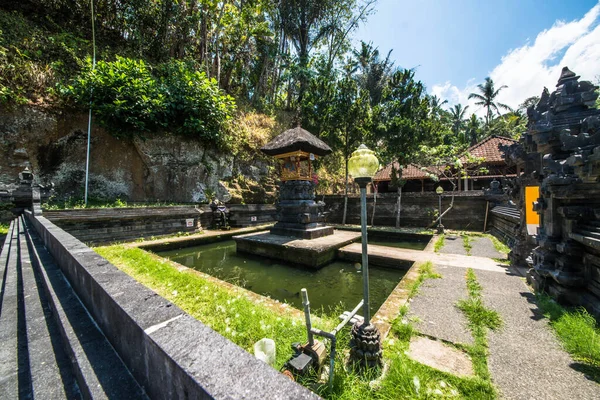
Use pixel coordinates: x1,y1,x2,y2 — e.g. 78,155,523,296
233,230,361,268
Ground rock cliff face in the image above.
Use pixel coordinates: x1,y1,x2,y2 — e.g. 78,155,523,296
0,107,277,204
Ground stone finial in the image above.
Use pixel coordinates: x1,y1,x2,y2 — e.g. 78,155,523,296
556,67,579,87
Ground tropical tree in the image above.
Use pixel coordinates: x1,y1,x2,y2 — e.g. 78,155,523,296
350,41,394,105
428,95,448,119
449,103,469,143
375,68,431,228
468,77,511,128
466,114,482,145
519,95,540,112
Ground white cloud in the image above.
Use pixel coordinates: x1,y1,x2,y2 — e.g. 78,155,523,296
433,2,600,116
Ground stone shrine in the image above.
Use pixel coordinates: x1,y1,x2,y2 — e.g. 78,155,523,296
504,67,600,317
234,127,359,268
261,127,334,239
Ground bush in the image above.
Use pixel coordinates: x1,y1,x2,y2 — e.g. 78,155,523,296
157,60,236,145
61,57,236,148
62,56,164,134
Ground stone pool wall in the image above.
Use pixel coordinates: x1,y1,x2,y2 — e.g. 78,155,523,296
43,204,277,244
24,212,318,399
323,191,487,230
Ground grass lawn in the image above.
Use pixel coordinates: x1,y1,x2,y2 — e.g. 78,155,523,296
0,223,8,236
96,246,498,399
536,294,600,382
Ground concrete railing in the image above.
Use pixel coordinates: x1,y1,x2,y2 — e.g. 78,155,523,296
25,213,318,400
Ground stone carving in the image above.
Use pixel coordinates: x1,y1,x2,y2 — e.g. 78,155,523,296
271,180,332,239
504,67,600,317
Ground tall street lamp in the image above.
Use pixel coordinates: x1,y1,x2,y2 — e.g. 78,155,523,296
347,144,382,368
436,186,444,234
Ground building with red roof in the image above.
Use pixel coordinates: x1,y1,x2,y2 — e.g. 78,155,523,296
373,135,518,192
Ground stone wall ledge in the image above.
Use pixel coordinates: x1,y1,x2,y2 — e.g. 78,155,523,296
25,212,318,400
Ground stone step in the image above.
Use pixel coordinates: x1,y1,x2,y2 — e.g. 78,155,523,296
16,216,81,399
0,219,18,398
22,217,148,399
577,229,600,240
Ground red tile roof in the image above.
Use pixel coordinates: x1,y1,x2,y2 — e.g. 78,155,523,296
374,135,517,182
463,135,517,163
373,162,433,182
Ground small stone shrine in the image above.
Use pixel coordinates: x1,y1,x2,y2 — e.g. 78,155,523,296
234,127,360,268
261,127,334,239
503,67,600,317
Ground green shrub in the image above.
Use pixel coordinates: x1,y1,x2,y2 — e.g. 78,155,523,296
61,57,236,148
62,56,164,134
157,60,236,144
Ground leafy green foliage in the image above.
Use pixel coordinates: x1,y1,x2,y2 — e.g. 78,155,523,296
0,10,89,105
156,60,236,143
62,57,235,147
375,68,432,165
62,57,163,134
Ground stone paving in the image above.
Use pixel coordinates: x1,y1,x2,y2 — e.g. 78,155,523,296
407,265,473,345
438,235,467,255
470,237,506,259
407,235,600,399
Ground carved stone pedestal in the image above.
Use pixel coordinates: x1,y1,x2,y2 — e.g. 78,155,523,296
270,180,333,239
349,321,382,369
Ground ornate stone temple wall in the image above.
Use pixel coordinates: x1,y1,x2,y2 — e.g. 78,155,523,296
505,67,600,316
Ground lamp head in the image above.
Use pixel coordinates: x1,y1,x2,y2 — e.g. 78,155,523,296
436,186,444,195
348,144,379,186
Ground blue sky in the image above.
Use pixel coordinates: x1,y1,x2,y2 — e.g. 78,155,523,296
355,0,600,112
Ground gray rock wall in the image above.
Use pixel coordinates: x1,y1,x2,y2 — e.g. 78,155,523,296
0,107,274,204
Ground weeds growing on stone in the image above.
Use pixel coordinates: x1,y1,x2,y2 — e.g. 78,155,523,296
434,235,445,253
0,223,8,236
456,269,502,382
486,235,510,255
42,198,184,210
407,261,442,298
536,294,600,381
314,261,495,399
462,235,473,255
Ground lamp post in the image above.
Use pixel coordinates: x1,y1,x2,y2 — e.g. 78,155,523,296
436,186,444,234
347,144,382,368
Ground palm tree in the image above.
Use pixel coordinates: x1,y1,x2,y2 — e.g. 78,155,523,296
468,77,512,127
466,114,481,145
428,95,448,119
350,41,394,105
449,103,469,143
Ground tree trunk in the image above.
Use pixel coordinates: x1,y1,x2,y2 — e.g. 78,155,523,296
395,186,402,228
371,184,377,226
342,158,349,225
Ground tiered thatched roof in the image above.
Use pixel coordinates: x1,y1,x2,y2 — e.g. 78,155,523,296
261,127,332,157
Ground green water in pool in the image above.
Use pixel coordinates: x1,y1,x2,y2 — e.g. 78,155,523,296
158,240,407,316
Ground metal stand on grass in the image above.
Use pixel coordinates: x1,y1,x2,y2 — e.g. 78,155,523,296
288,288,363,391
